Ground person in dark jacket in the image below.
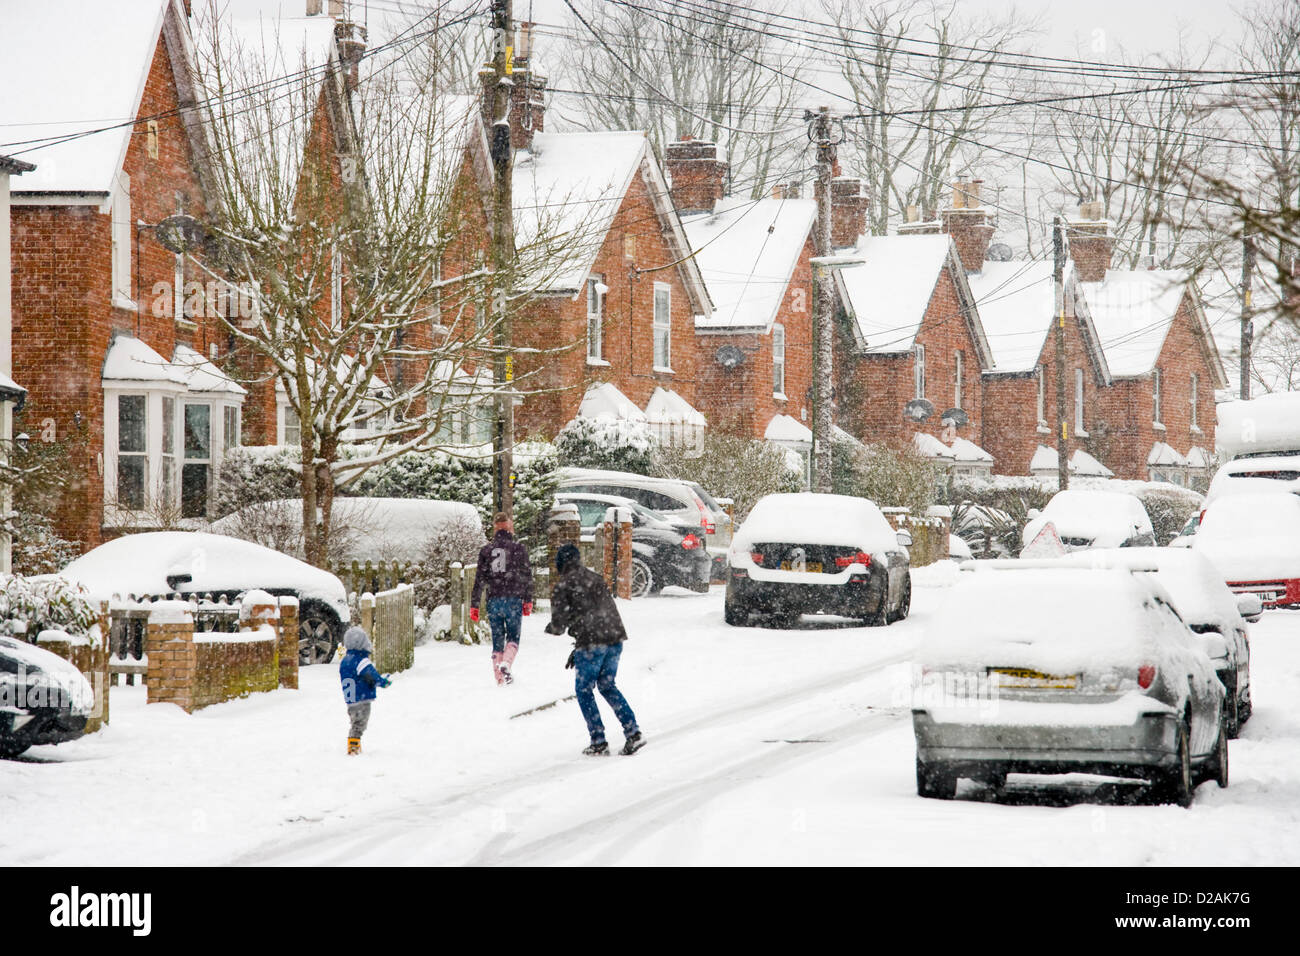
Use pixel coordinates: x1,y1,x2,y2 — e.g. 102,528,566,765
339,625,391,755
545,543,644,756
471,512,534,685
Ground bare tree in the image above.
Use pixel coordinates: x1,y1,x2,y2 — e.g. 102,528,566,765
555,0,806,196
824,0,1040,234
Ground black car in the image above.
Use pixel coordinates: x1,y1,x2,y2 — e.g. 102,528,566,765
555,493,712,597
0,636,95,758
725,493,912,627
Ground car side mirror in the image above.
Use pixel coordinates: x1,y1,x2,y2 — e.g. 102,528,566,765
896,530,913,548
1196,632,1230,661
1236,595,1263,623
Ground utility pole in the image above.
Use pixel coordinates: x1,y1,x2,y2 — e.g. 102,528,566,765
1241,231,1255,401
1053,215,1069,491
809,106,838,494
487,0,515,518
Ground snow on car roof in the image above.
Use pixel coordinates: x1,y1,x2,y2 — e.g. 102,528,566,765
1064,547,1245,632
1217,392,1300,460
59,532,346,605
1194,492,1300,581
733,493,898,554
922,567,1169,672
1041,488,1152,533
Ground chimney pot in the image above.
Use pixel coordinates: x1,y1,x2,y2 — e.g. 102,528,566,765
939,178,994,272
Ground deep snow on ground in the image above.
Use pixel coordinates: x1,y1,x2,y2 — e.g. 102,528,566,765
3,562,1299,866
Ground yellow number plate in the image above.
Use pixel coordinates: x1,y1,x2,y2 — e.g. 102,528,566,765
989,668,1078,689
780,561,823,573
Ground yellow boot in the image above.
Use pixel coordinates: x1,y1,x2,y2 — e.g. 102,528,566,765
347,737,361,755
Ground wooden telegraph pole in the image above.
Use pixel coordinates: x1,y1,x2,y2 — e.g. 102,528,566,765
1241,232,1255,401
809,106,837,494
1054,216,1069,490
488,0,515,517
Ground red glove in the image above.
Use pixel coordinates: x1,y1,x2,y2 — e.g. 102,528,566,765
523,602,533,616
469,607,479,623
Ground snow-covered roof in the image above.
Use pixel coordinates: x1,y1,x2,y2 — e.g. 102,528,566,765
683,197,816,332
913,432,993,465
172,345,247,396
1070,449,1113,477
1029,444,1059,473
913,431,956,461
643,387,706,427
1186,446,1212,469
1081,269,1194,377
0,0,171,194
950,436,995,464
0,371,25,402
764,413,812,444
1148,441,1188,467
577,382,646,422
102,336,188,386
834,234,953,353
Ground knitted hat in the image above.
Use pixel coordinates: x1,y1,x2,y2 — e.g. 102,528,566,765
555,543,582,573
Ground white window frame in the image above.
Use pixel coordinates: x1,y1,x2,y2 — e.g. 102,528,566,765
1153,367,1163,426
773,324,786,398
587,274,606,364
181,401,213,520
110,171,135,310
115,392,149,512
653,282,672,372
223,404,241,453
1074,367,1087,436
1036,365,1048,429
1190,372,1200,431
331,243,343,328
281,404,301,446
161,396,177,511
913,344,926,400
953,349,963,409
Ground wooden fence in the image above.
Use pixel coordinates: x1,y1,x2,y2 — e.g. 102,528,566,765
359,584,416,673
331,560,415,598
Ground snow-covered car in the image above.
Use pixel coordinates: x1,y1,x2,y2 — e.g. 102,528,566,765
913,565,1227,806
1021,489,1155,553
553,492,711,597
557,468,733,558
55,532,352,664
1205,451,1300,503
1,636,96,758
1061,548,1255,737
1167,513,1199,548
725,493,912,627
1193,492,1300,608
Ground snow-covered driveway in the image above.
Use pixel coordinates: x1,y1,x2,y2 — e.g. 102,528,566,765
3,565,1300,866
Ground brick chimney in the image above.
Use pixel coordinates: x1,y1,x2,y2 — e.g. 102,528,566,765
1066,201,1114,283
666,137,728,214
898,203,941,235
940,178,995,273
334,19,366,93
831,177,869,249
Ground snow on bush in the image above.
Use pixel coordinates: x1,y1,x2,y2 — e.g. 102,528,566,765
553,417,659,476
656,433,802,520
832,438,942,517
0,573,98,640
9,511,81,576
215,446,301,518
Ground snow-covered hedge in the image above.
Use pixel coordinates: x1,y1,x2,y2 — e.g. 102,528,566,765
833,438,943,517
656,433,803,520
553,417,659,476
0,573,98,640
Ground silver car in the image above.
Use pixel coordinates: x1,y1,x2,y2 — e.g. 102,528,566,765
913,564,1227,806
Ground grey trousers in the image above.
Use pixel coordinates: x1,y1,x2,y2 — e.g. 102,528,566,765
347,701,371,737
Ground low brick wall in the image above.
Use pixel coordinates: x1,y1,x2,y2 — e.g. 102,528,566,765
35,613,111,732
882,508,951,567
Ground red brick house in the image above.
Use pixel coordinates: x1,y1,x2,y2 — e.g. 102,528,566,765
1069,213,1228,486
2,153,35,571
2,0,248,550
671,140,818,445
832,226,996,473
508,129,714,440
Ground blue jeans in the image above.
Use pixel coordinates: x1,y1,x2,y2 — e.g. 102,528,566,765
574,643,639,745
487,597,523,653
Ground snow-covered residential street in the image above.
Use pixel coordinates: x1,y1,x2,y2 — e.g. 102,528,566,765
5,566,1299,867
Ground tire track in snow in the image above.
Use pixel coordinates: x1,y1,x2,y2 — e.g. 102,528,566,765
236,646,915,865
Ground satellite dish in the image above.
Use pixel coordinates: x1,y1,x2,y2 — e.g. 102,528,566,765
715,345,745,369
940,408,969,428
903,398,935,422
986,242,1014,262
154,214,207,254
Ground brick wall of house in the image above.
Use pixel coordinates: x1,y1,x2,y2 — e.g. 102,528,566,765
1094,291,1218,479
838,262,985,450
513,167,702,437
695,233,816,440
11,27,211,550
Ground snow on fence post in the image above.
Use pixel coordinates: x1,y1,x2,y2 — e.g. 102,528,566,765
359,592,375,639
277,596,299,690
35,616,110,732
547,503,581,601
448,562,464,640
599,507,618,595
145,600,198,712
370,584,415,674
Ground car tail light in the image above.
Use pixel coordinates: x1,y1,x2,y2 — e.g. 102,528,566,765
681,534,701,550
750,552,764,564
1137,664,1156,689
834,551,873,568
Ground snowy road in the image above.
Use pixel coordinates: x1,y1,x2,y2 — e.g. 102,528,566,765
4,563,1300,866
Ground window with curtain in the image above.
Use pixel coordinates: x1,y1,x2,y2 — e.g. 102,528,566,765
773,324,786,396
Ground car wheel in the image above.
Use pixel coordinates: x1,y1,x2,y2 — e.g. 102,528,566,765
1223,688,1241,740
0,738,31,759
866,593,889,627
887,575,912,624
299,601,341,665
768,609,800,629
724,596,746,626
629,558,654,598
916,755,957,799
1203,721,1229,789
1153,721,1194,808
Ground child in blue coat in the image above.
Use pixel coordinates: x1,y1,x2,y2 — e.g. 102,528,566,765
339,626,391,755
